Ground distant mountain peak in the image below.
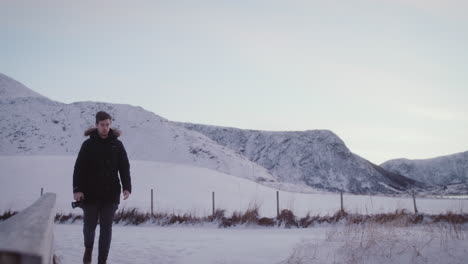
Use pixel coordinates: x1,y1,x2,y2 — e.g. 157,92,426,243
381,151,468,186
0,73,47,99
175,122,419,194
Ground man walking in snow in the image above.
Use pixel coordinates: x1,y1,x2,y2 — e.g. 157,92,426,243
73,111,132,264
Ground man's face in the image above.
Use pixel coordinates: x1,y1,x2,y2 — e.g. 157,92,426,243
96,119,111,138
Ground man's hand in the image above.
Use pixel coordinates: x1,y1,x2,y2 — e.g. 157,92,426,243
74,192,84,201
123,190,130,200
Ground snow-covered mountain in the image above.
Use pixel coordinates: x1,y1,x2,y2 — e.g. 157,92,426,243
0,73,277,185
381,152,468,186
0,72,426,195
173,122,421,194
0,73,46,99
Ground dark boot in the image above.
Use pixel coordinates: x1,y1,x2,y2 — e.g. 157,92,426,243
83,247,92,264
97,256,107,264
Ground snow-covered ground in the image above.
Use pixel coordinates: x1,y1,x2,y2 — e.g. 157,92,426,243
54,223,468,264
1,155,467,217
2,152,468,264
54,223,321,264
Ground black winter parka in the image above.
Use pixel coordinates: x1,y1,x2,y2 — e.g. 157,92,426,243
73,127,132,204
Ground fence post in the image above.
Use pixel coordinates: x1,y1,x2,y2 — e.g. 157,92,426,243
276,191,280,218
150,188,154,216
41,187,43,197
340,192,344,213
212,191,215,216
412,191,418,214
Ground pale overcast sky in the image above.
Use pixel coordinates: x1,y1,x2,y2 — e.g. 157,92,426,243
1,0,467,164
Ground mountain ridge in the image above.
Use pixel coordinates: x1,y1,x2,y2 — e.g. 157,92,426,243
174,122,422,194
381,151,468,186
0,73,47,99
0,73,279,187
6,72,466,195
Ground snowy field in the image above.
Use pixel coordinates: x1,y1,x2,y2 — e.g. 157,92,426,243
54,223,468,264
2,155,468,264
1,155,467,217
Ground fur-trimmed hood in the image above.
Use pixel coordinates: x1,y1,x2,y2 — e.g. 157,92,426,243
84,127,121,138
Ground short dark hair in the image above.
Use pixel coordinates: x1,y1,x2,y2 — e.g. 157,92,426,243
95,111,112,124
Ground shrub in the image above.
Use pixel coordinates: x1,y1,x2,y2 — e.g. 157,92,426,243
0,210,18,221
277,209,298,228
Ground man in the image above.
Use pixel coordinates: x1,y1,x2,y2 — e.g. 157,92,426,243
73,111,132,264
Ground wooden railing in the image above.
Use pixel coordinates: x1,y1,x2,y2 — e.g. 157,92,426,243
0,193,57,264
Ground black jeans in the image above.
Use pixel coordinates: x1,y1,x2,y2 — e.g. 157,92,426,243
82,201,119,263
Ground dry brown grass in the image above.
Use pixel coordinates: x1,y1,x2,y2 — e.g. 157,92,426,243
240,206,260,224
299,213,320,228
430,212,468,225
0,210,17,221
2,208,467,228
278,209,299,228
54,212,83,223
114,208,150,225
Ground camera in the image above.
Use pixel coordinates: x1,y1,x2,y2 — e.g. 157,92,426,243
71,200,83,209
